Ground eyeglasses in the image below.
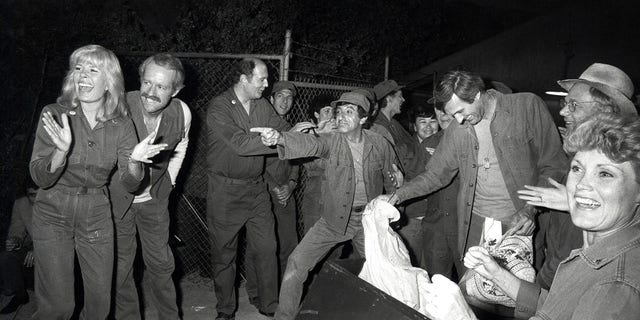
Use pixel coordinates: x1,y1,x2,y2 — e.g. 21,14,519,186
561,99,599,112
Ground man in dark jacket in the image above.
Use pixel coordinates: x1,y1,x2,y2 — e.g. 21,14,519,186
206,58,291,320
411,102,462,279
378,71,568,271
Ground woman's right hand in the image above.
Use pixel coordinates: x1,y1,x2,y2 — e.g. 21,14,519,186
464,246,503,281
42,111,72,153
517,177,569,211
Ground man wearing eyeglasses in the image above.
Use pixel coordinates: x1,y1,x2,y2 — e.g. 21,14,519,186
515,62,638,319
557,63,637,140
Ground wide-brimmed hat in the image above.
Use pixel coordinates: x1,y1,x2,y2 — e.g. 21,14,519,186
373,80,404,101
558,63,636,116
331,91,370,112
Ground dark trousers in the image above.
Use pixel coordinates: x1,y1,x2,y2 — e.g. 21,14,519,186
275,214,365,320
207,178,278,315
246,192,299,300
31,187,113,320
113,198,178,320
0,249,31,297
420,218,461,280
396,217,424,265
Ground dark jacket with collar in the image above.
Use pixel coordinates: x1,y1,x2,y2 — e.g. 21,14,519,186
277,130,398,234
396,90,568,256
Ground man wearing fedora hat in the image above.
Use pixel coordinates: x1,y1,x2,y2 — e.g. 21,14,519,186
251,90,401,320
514,62,638,319
557,63,637,139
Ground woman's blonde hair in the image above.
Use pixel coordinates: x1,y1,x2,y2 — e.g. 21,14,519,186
56,44,127,121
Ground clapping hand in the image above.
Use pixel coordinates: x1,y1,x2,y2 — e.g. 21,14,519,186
130,131,168,163
42,111,72,153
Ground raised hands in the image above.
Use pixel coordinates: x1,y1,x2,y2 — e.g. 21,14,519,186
42,111,72,153
130,131,168,163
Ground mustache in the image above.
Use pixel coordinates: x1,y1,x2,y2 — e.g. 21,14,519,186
141,93,161,103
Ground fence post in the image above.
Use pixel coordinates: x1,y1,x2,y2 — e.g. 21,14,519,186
282,29,292,81
384,55,389,81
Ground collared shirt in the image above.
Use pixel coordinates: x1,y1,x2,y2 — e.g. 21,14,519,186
395,90,568,256
278,130,398,234
528,222,640,320
207,88,290,180
30,103,141,192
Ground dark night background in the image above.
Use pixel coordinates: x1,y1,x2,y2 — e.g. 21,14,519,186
1,0,638,236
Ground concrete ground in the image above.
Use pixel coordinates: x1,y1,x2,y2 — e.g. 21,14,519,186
0,273,270,320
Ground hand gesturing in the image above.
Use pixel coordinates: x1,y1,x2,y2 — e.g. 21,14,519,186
130,131,168,163
42,111,72,152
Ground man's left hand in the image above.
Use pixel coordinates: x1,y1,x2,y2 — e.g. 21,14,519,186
275,183,294,203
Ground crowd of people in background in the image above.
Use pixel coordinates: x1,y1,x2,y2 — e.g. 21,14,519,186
2,42,639,320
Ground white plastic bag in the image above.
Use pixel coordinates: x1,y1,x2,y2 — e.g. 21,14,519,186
358,199,431,316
